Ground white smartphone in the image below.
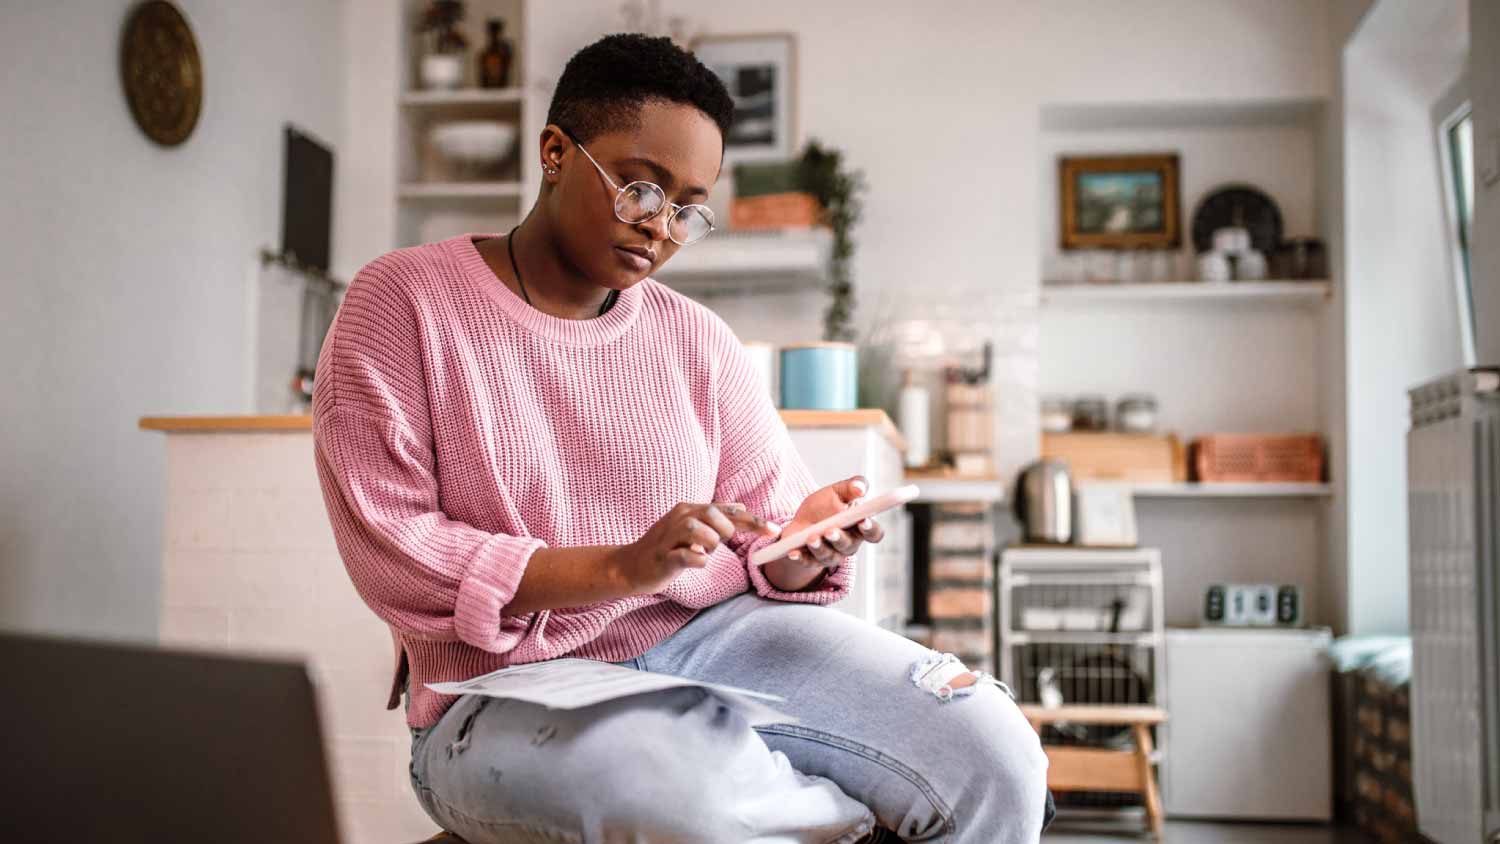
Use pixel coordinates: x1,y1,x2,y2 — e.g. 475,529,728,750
748,484,921,566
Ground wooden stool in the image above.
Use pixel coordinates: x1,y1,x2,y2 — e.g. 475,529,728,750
1020,704,1167,838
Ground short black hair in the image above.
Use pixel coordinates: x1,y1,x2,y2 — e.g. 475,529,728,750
546,33,734,145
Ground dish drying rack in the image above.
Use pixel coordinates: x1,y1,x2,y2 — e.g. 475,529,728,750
998,547,1167,809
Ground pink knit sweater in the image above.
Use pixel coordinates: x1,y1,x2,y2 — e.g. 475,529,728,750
311,234,850,727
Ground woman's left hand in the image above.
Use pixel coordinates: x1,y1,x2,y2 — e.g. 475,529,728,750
776,474,886,569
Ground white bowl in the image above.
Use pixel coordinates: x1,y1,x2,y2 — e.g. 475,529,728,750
420,54,464,89
429,121,517,171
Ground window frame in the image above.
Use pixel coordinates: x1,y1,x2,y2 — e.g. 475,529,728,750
1434,78,1476,367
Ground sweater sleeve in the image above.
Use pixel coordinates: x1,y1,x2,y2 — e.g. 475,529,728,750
311,259,545,652
710,323,851,605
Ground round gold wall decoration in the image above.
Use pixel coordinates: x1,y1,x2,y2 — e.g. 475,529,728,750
120,1,203,146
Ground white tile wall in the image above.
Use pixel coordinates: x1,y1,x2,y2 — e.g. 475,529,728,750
158,432,435,843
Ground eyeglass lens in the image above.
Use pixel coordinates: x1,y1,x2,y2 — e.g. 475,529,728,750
613,181,714,245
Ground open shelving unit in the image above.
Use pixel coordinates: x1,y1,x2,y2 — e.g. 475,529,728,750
395,0,528,248
1036,95,1337,629
1041,280,1330,306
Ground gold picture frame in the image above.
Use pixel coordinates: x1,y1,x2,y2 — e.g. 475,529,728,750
1059,154,1180,249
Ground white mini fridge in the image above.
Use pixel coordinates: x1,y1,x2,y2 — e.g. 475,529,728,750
1162,628,1333,820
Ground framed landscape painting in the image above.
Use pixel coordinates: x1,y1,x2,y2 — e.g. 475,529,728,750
1059,154,1181,249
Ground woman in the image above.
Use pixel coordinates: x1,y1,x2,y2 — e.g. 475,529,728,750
313,33,1048,844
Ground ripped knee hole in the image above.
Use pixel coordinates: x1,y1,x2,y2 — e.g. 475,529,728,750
908,652,1014,702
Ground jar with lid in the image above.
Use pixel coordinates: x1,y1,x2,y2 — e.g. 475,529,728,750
1115,393,1158,433
1041,396,1073,433
1072,394,1109,431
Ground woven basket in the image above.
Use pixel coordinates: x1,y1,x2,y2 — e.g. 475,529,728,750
1192,433,1323,483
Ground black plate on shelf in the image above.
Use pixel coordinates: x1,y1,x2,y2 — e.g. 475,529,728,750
1190,184,1283,254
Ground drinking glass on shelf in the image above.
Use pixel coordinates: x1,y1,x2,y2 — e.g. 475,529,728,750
1115,250,1135,285
1128,248,1152,286
1150,250,1174,283
1045,252,1083,285
1084,250,1115,283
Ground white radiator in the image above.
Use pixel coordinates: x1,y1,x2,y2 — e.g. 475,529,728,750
1408,369,1500,844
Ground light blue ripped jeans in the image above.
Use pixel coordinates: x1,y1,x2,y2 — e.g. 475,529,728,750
407,593,1050,843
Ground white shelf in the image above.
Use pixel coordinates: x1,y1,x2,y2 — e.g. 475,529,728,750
1078,482,1332,499
1041,280,1330,305
653,228,831,295
400,88,524,107
1041,96,1325,132
907,476,1006,504
1005,631,1161,646
398,181,524,200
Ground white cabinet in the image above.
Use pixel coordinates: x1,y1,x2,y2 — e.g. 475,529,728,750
1162,627,1333,820
784,410,911,631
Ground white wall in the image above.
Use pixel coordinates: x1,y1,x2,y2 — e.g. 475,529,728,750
1472,0,1500,366
337,0,402,281
0,0,346,639
1317,0,1376,634
1341,0,1468,634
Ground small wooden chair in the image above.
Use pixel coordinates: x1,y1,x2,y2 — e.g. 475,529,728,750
1019,704,1167,838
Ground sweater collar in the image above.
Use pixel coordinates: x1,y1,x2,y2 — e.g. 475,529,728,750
449,233,645,347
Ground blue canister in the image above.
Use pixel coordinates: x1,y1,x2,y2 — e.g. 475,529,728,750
780,342,858,410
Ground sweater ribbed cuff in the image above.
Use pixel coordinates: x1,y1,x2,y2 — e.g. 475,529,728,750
743,532,852,605
454,534,547,651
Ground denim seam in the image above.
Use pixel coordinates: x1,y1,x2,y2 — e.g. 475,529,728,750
818,812,877,844
756,723,957,842
422,787,585,844
422,774,870,844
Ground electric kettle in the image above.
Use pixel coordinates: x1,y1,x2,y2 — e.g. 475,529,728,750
1014,459,1073,544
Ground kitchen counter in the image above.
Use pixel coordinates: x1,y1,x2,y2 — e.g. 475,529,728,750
141,408,907,453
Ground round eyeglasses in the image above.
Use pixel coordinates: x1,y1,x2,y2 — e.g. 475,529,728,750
563,131,716,246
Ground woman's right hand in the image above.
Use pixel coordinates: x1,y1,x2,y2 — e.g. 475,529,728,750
612,502,781,594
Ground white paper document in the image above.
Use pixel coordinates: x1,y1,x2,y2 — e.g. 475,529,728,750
426,658,798,727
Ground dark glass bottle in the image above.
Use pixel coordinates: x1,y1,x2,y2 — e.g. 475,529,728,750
478,18,513,88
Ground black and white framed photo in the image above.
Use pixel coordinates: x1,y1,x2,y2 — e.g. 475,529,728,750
691,33,796,162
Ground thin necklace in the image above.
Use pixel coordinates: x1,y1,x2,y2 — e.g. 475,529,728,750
506,226,618,317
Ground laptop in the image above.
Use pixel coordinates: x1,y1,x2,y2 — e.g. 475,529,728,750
0,633,342,843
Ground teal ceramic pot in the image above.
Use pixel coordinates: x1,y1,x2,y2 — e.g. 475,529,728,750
780,342,858,410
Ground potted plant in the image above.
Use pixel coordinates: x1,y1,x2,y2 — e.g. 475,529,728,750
798,140,865,343
417,1,468,89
